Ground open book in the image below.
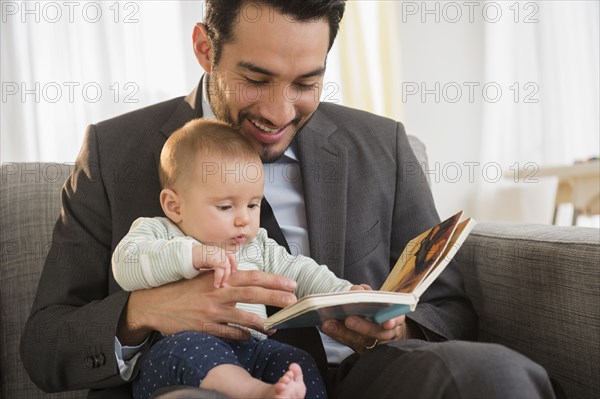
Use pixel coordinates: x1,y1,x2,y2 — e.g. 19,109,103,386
264,211,476,330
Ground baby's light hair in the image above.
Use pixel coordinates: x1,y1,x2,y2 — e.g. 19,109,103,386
159,119,261,190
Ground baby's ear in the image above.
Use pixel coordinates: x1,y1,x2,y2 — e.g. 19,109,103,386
160,189,182,223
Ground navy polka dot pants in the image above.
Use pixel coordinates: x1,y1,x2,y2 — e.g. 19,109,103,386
133,331,327,399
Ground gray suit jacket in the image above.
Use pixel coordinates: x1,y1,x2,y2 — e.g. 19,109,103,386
20,85,477,397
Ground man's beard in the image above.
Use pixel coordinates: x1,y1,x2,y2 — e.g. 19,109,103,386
207,73,237,128
207,73,300,164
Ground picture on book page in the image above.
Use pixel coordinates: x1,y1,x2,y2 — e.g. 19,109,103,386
385,212,462,293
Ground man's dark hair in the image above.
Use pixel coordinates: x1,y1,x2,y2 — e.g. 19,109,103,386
204,0,346,64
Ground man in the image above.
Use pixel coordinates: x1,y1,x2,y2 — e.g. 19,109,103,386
21,1,554,398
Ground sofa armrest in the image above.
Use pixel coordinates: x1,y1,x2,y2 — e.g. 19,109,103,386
456,222,600,399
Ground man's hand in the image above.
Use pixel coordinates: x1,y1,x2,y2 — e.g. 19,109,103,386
320,283,416,354
117,270,297,345
322,315,411,354
322,291,425,354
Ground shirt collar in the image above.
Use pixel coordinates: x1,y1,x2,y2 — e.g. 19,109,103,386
201,74,216,120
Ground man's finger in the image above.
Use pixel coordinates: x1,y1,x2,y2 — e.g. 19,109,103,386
229,269,297,291
323,315,408,352
345,316,402,342
202,322,251,340
222,284,297,309
213,306,269,333
322,320,368,351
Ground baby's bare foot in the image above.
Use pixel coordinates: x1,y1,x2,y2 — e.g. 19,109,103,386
273,363,306,399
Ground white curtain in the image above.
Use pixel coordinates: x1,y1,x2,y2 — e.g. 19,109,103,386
331,1,404,122
2,1,598,226
0,1,399,162
475,0,599,224
1,1,203,162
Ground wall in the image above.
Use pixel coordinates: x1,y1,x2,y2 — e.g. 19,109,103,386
397,5,485,221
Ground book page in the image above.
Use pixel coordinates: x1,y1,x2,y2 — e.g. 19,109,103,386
413,218,476,298
379,211,463,293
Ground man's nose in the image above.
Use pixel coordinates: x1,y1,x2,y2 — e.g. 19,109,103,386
258,85,296,127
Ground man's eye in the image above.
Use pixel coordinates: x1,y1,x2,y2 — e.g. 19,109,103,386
245,78,268,86
294,82,318,90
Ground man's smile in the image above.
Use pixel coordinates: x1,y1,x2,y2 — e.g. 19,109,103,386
243,117,291,144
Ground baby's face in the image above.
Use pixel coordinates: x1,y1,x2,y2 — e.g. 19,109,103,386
177,154,264,252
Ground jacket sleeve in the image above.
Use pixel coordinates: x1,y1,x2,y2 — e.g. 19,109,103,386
20,125,138,392
392,122,478,341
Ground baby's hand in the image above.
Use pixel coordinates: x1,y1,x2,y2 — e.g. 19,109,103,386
350,284,372,291
192,244,238,288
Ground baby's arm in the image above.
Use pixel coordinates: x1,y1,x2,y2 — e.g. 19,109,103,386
112,217,235,290
255,229,355,297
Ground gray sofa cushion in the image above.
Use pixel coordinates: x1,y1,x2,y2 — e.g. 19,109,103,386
457,222,600,399
1,163,85,399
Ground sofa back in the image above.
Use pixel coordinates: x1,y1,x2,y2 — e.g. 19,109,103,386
1,163,86,399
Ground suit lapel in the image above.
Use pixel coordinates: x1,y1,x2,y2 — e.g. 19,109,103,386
297,107,348,278
153,82,204,170
159,84,203,139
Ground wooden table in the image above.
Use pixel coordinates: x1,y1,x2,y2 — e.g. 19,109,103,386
533,162,599,225
505,161,599,225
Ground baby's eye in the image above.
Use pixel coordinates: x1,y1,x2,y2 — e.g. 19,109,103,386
248,203,260,209
216,205,232,211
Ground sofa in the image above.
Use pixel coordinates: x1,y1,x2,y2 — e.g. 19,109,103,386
1,159,599,399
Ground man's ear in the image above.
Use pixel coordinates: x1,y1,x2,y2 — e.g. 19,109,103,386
192,23,212,73
160,188,183,223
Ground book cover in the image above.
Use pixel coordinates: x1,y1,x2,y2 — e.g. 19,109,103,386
264,211,476,330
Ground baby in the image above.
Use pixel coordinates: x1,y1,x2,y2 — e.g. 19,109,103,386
112,119,368,399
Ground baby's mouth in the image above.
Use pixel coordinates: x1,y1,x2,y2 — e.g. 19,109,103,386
234,234,248,244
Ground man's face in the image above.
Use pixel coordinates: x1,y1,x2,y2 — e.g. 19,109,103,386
207,6,330,162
